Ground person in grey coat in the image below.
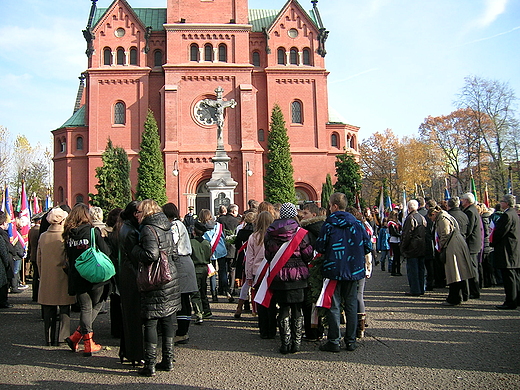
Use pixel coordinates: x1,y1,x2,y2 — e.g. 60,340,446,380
491,194,520,310
132,200,181,377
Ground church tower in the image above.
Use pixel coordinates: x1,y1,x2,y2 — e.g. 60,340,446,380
52,0,359,212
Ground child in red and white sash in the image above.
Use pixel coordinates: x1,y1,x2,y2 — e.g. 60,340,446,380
261,203,313,354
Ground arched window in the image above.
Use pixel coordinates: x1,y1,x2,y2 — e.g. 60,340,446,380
130,47,138,65
252,51,260,67
331,133,338,148
277,48,286,65
60,138,66,153
154,50,163,66
103,48,112,65
114,102,126,125
290,48,298,65
76,194,84,204
291,101,302,124
258,129,265,142
218,44,227,62
58,187,64,203
350,135,356,149
117,48,125,65
204,44,213,62
303,48,311,65
190,44,199,61
76,136,83,151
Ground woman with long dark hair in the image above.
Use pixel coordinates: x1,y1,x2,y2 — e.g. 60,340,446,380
131,199,181,377
63,203,111,356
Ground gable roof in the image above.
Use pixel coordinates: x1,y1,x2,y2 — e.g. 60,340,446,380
92,1,317,33
60,105,86,128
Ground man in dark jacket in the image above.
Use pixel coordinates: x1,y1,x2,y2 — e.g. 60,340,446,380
491,194,520,310
216,204,240,300
0,211,13,308
315,193,371,352
401,200,427,296
461,193,482,299
447,197,469,238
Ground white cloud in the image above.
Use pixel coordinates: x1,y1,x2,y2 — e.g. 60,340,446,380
476,0,509,27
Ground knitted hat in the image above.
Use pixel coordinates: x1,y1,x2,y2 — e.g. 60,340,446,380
46,208,68,225
279,203,297,219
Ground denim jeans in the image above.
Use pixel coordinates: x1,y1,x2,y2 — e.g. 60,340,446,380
77,286,104,334
406,257,425,295
326,280,358,345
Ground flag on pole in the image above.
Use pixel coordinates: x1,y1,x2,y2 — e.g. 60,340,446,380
483,183,490,208
385,194,392,211
378,186,384,222
444,178,451,201
17,181,30,247
45,193,53,211
401,188,408,223
32,193,41,214
2,185,14,241
470,176,478,202
355,192,361,212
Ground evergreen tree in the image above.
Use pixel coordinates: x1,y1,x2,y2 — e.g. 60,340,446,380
136,109,167,205
264,104,297,204
89,138,132,215
333,152,362,207
321,173,334,207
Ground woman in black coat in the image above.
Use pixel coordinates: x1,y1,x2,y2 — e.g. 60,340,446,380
114,201,144,366
131,199,181,377
63,203,111,356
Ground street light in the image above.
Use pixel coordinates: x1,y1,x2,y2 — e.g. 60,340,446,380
245,161,253,206
173,160,180,207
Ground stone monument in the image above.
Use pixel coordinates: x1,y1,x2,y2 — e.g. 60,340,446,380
201,86,238,215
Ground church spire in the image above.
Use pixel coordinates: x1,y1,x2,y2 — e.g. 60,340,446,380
73,73,86,114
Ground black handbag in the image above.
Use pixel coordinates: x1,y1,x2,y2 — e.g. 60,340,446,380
136,227,172,292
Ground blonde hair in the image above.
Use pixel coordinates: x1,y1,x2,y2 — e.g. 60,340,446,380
198,209,213,224
244,211,257,225
139,199,162,219
254,211,274,246
89,206,104,223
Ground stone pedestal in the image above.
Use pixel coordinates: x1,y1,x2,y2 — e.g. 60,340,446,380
206,152,237,216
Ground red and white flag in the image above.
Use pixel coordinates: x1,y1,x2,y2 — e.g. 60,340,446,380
316,278,337,309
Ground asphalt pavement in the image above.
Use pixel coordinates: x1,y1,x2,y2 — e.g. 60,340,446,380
1,266,519,389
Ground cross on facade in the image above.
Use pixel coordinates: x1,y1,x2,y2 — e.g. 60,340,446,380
201,86,237,151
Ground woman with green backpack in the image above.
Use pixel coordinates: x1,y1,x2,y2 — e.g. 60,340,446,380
62,203,112,356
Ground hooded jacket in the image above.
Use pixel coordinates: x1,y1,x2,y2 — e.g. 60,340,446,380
203,220,227,260
131,212,181,319
65,224,111,296
315,211,371,281
264,219,313,290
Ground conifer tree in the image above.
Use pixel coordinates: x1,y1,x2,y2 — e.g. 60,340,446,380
135,109,167,205
321,173,334,207
89,138,132,215
264,104,297,204
333,152,362,207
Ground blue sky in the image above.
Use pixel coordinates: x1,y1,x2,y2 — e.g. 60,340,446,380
0,0,518,149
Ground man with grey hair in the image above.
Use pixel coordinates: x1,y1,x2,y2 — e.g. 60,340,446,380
401,199,427,296
491,194,520,309
460,193,482,299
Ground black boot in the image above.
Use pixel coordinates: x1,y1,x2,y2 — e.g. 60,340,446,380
138,342,157,377
279,317,291,354
156,337,175,371
290,316,303,353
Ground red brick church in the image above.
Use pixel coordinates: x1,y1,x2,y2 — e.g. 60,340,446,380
53,0,359,213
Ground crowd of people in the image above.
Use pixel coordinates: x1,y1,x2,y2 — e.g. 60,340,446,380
0,190,518,377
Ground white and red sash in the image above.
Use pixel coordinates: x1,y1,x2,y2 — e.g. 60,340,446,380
210,222,224,254
253,227,307,308
316,278,338,309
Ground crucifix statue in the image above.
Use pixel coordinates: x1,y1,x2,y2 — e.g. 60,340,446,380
201,86,237,151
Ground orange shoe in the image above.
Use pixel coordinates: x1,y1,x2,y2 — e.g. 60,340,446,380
65,327,83,352
83,332,102,357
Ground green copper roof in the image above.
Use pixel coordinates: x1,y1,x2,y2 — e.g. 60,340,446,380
92,7,317,33
60,105,86,128
93,8,167,31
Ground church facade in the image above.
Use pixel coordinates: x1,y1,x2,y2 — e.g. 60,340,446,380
52,0,359,212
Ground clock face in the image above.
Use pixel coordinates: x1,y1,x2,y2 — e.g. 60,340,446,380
194,100,217,125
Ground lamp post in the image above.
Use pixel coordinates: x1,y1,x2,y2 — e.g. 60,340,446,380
245,161,253,206
172,160,180,207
